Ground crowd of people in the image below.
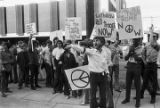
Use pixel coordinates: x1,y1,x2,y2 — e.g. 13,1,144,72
0,34,160,108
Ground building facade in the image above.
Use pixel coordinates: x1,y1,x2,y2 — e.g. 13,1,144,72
0,0,126,39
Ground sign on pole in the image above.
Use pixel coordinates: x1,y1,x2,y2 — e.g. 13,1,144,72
25,23,37,35
50,30,63,41
95,12,117,40
117,6,143,40
65,65,90,90
65,17,82,40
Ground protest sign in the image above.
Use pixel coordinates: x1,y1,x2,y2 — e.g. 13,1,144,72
65,17,82,40
95,12,116,40
25,23,37,34
65,65,90,90
50,30,63,41
117,6,143,40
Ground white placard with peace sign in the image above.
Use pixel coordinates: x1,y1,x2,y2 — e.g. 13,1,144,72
65,65,90,90
117,6,143,40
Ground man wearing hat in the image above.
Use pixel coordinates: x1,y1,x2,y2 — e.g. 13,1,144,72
67,36,111,108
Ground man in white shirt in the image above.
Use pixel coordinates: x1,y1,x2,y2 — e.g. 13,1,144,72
68,36,111,108
52,40,64,93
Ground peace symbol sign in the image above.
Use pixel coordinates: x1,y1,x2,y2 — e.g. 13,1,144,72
71,69,90,88
125,25,134,33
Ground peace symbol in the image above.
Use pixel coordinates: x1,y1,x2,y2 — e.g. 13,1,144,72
71,69,90,88
125,25,134,33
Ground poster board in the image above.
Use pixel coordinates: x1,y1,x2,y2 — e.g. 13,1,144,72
117,6,143,40
50,30,63,41
65,65,90,90
65,17,82,40
25,23,37,34
95,12,117,40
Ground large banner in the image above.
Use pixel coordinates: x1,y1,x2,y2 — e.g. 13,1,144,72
95,12,117,40
65,65,90,90
65,17,82,40
117,6,143,40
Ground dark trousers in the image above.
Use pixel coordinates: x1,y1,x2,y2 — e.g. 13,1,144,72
25,66,29,85
61,71,70,96
141,62,158,98
0,71,9,94
8,70,13,82
125,62,141,105
90,72,108,108
18,66,29,87
0,71,7,94
53,64,63,92
44,62,52,87
29,64,39,87
12,63,18,82
109,66,113,94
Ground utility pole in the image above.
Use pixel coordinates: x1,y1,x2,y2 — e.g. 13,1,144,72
86,0,94,38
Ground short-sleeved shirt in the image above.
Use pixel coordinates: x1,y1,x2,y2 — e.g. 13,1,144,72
52,47,64,60
41,47,52,65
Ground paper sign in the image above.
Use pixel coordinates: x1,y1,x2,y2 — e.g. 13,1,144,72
65,17,82,40
50,30,63,41
65,65,90,90
117,6,143,40
25,23,37,34
95,12,116,40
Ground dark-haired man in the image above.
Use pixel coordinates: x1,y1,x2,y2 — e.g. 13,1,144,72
67,36,112,108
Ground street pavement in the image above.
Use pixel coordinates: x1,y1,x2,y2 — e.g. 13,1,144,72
0,60,159,108
0,82,159,108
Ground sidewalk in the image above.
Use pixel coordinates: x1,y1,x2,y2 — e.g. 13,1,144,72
0,83,159,108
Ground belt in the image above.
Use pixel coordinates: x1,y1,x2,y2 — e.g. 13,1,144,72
90,71,106,76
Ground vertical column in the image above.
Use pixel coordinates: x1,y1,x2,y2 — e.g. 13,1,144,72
38,2,50,32
66,0,76,17
94,0,101,13
29,3,39,32
50,1,59,31
59,0,66,30
0,7,7,36
76,0,86,31
24,5,30,33
6,6,16,34
16,5,24,36
86,0,94,38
